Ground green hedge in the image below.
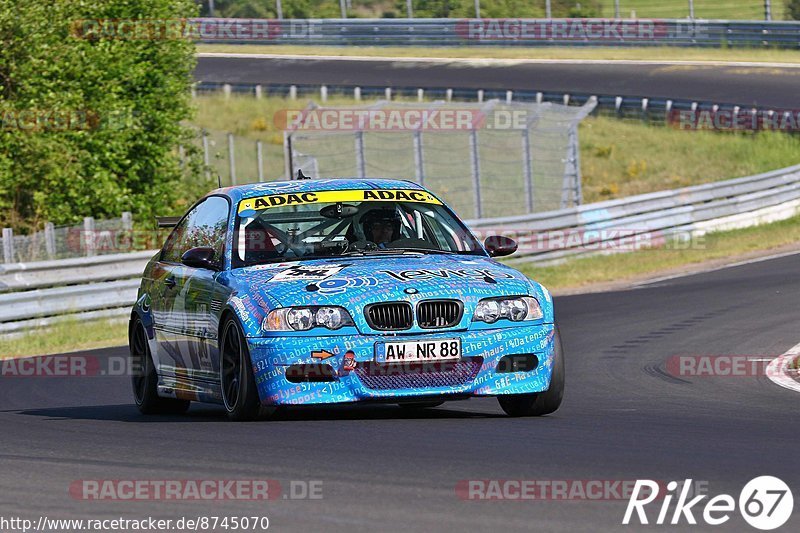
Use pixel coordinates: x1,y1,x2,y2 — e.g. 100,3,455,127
0,0,199,232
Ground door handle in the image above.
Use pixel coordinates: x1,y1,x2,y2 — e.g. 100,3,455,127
165,276,177,289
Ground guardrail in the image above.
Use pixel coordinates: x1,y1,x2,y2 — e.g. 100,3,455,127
1,163,799,335
190,18,800,48
468,164,800,264
0,251,155,335
195,82,792,131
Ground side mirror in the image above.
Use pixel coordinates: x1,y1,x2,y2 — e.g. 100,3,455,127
484,236,518,258
181,247,219,270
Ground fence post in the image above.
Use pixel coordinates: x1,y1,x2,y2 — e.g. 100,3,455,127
283,131,293,181
406,0,413,18
355,131,366,178
614,0,620,18
474,0,480,18
688,0,695,20
3,228,14,264
765,0,772,21
289,85,297,100
227,133,236,185
469,129,482,219
256,140,265,182
354,87,361,101
545,0,552,19
255,85,263,99
413,130,425,187
321,85,328,103
521,128,534,213
561,125,582,208
83,217,96,257
276,0,283,20
202,131,211,182
223,83,231,99
44,222,56,259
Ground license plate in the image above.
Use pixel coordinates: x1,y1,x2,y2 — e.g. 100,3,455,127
375,338,461,363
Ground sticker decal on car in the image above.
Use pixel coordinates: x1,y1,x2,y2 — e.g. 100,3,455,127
238,189,442,214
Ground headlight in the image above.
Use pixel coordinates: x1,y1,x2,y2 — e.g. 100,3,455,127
473,296,542,324
262,306,354,332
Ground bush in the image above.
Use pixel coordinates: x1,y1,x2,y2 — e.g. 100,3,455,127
787,0,800,20
0,0,199,231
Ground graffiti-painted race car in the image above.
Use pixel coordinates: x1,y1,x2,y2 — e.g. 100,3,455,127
129,178,564,420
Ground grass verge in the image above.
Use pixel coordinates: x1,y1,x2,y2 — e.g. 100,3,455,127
197,44,800,65
515,213,800,291
0,318,128,360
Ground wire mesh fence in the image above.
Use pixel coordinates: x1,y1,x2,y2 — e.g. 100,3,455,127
200,1,785,22
1,214,132,264
284,99,597,219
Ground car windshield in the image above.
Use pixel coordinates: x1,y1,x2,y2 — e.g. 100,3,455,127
233,190,484,267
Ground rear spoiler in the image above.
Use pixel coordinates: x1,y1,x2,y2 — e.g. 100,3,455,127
155,216,181,229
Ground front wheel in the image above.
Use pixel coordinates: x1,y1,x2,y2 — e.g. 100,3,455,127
220,317,264,421
130,317,190,415
498,325,565,417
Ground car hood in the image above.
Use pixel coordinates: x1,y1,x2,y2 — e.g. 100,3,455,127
228,254,550,332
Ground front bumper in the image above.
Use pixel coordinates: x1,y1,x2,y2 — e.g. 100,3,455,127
247,324,556,405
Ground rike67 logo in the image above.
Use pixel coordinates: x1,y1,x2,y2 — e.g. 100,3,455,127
623,477,793,530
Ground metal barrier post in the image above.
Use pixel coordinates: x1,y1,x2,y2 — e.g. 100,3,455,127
355,131,366,178
227,133,236,185
83,217,96,257
202,131,211,182
2,228,14,264
413,130,425,187
522,128,534,213
44,223,55,259
257,140,265,182
469,129,482,219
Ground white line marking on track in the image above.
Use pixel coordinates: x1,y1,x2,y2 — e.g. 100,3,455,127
766,341,800,394
195,52,800,69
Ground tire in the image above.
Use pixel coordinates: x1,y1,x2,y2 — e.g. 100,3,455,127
220,316,263,421
397,401,445,410
130,317,191,415
498,325,565,417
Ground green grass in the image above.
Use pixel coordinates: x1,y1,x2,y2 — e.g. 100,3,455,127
197,44,800,64
0,318,128,359
515,213,800,290
192,94,800,206
580,116,800,202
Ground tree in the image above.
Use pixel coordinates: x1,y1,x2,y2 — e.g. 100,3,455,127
0,0,199,231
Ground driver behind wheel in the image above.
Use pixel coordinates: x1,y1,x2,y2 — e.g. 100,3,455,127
361,208,402,248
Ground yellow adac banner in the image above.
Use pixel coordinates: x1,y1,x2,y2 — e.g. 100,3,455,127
238,189,442,214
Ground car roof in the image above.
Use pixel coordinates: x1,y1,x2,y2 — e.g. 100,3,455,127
211,178,425,203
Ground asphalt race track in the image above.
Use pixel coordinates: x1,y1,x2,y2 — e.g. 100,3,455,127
2,253,799,532
195,55,800,109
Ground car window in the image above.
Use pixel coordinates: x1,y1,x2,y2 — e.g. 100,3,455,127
233,194,484,268
161,196,230,265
